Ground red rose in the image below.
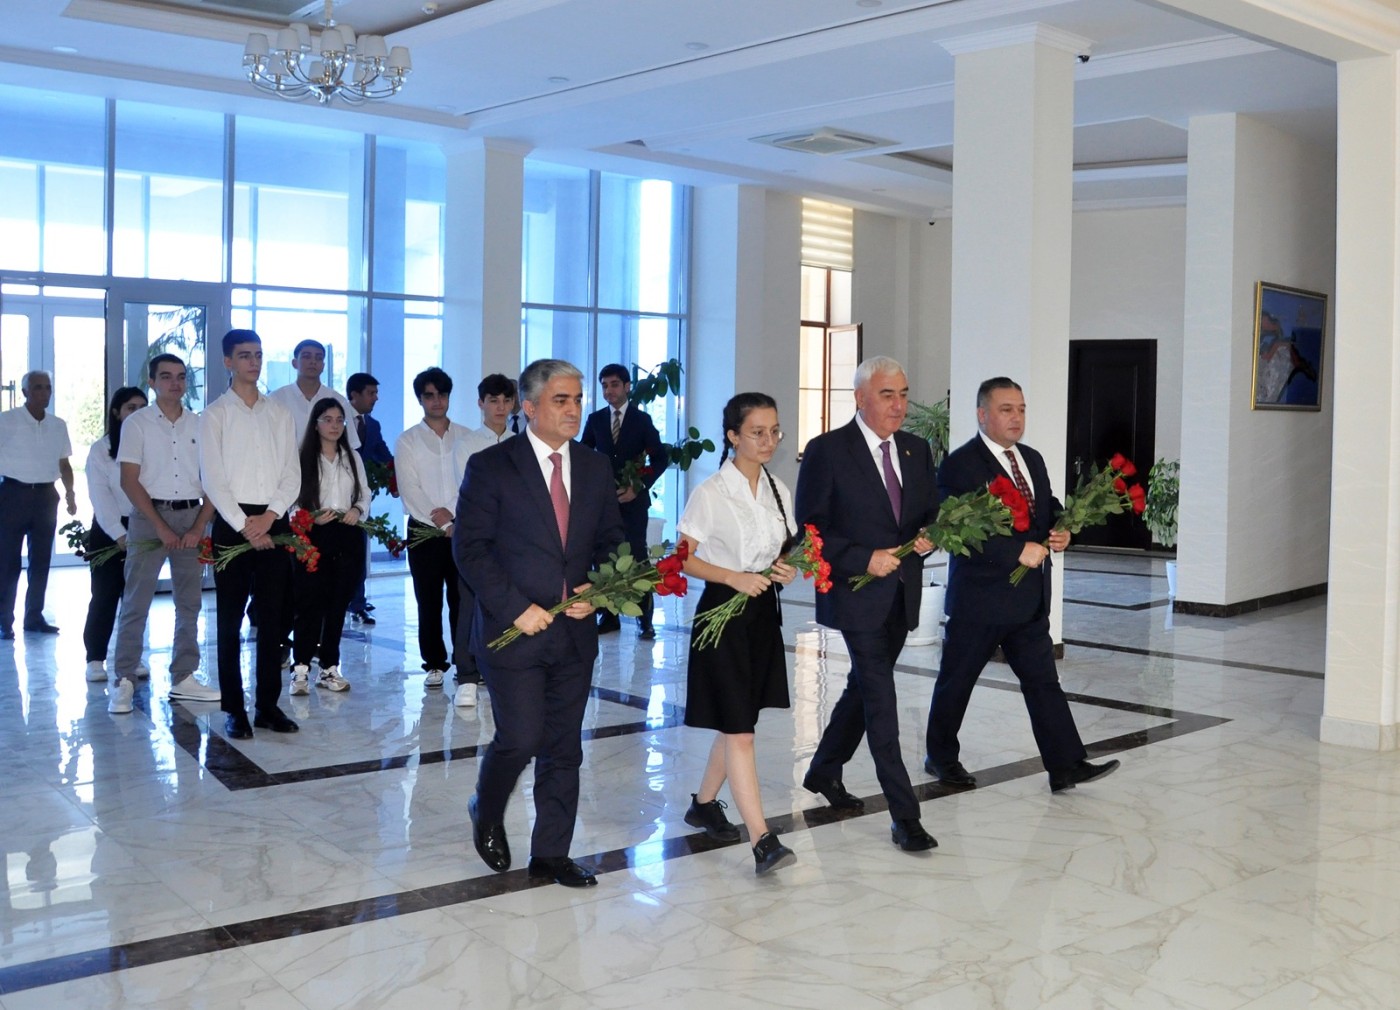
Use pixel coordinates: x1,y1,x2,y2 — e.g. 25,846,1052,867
1113,477,1127,494
1127,483,1146,514
664,572,687,595
656,554,683,576
675,540,691,560
988,475,1016,499
1109,453,1127,472
1120,459,1138,478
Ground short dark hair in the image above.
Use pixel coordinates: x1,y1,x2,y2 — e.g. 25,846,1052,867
292,339,325,359
148,353,185,381
413,367,453,400
976,376,1022,409
520,359,583,403
598,363,630,385
222,329,260,357
478,373,516,400
346,372,379,396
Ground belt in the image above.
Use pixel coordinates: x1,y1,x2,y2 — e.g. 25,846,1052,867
0,477,54,489
150,498,201,510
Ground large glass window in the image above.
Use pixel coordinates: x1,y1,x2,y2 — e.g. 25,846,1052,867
522,163,591,308
231,288,363,395
597,174,685,315
373,138,445,297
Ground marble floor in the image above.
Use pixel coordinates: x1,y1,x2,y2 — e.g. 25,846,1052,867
1,552,1396,1009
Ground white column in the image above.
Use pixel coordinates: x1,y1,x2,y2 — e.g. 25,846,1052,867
1321,54,1400,750
442,139,527,423
944,25,1086,642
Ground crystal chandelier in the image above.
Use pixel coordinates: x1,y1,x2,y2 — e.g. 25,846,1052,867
243,0,411,105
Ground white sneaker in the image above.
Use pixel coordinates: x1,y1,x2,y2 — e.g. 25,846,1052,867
134,663,150,680
317,666,350,692
424,668,445,688
107,680,134,714
290,664,311,696
169,676,221,703
454,682,478,707
86,661,108,682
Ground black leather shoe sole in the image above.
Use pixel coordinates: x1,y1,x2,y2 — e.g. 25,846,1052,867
802,772,865,810
469,795,511,872
891,822,938,852
225,714,253,739
1049,758,1121,793
252,710,299,733
23,623,59,634
924,758,977,787
528,857,596,887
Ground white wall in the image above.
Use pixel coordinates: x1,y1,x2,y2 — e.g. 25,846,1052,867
1070,206,1187,463
1179,113,1336,607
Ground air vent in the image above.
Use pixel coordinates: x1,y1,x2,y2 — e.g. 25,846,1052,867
752,127,895,157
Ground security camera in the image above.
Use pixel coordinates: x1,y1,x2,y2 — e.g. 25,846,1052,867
1077,53,1090,63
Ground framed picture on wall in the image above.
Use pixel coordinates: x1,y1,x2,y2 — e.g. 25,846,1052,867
1251,281,1327,411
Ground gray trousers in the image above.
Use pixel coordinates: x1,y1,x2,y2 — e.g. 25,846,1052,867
113,505,206,681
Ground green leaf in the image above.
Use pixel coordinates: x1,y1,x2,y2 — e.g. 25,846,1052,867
632,578,654,592
616,554,634,573
619,602,643,617
592,594,613,610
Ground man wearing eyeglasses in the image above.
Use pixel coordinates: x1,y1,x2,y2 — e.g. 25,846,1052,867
580,363,667,639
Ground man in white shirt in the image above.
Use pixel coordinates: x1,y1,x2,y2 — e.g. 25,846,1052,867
200,329,302,740
394,367,474,690
269,339,359,451
109,354,219,714
0,371,77,639
453,373,517,707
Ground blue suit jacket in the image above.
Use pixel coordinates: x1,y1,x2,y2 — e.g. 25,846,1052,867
353,412,393,465
795,420,938,632
939,436,1062,624
453,434,625,671
581,404,666,504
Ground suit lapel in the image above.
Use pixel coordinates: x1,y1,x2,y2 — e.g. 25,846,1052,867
839,421,897,521
510,435,566,553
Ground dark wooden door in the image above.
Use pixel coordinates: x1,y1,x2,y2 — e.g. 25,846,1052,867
1065,340,1157,549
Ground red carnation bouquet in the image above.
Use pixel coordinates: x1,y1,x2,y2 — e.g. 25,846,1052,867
488,540,690,650
690,523,832,650
199,508,321,573
1008,452,1146,586
850,479,1029,591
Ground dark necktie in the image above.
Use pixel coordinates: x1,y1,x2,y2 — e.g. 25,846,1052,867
355,414,365,442
510,414,520,434
879,440,901,519
1004,450,1035,511
611,408,622,443
549,451,569,600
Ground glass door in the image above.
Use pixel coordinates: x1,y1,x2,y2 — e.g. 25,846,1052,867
107,280,229,410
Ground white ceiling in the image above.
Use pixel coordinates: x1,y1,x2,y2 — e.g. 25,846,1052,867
1,0,1346,217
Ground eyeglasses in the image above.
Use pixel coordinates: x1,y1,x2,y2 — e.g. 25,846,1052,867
317,415,345,426
741,428,784,445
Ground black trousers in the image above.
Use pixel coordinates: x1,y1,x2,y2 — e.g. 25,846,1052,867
452,578,480,686
82,520,127,662
407,519,458,671
808,594,921,821
0,481,59,633
213,507,292,716
927,613,1087,773
616,502,653,630
292,521,362,669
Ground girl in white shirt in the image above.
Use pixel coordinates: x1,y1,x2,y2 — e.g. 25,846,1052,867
676,392,799,876
81,387,147,680
289,398,370,694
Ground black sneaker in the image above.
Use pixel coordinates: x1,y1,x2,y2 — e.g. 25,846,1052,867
683,793,740,842
752,831,796,876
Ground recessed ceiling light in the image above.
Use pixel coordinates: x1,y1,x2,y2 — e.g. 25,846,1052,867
52,45,78,54
685,41,710,51
547,76,569,84
435,104,456,113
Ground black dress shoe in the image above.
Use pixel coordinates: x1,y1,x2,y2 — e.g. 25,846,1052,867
1048,758,1121,793
684,794,740,842
597,614,621,634
891,818,938,852
351,609,376,626
752,832,796,876
0,627,13,641
527,856,597,887
924,758,977,787
469,794,511,872
225,712,253,739
252,707,299,733
802,770,865,810
638,626,656,640
23,621,59,634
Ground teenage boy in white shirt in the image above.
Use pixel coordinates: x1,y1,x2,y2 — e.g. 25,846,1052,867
270,339,360,451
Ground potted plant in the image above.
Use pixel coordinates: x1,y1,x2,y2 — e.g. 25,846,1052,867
1143,458,1179,596
902,394,950,645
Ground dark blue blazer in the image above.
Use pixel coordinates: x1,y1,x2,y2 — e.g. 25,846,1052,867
453,434,625,672
795,420,938,632
939,436,1062,624
353,412,393,465
580,404,666,520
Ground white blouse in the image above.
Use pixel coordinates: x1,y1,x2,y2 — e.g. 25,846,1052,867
316,448,371,515
677,460,794,573
86,436,133,540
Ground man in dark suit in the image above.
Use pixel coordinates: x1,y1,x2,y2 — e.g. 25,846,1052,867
454,359,625,887
580,363,666,638
347,372,393,625
795,356,938,853
925,376,1120,793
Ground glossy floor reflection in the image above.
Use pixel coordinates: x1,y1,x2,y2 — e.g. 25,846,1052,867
1,553,1396,1009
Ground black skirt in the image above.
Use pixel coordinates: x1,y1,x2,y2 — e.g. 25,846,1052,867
684,582,789,734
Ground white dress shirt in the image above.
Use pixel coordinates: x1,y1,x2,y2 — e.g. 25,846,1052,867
980,432,1033,489
854,412,903,485
394,419,475,527
117,403,203,499
315,449,370,515
270,382,360,450
85,437,132,540
199,389,301,530
678,460,793,573
524,427,571,501
461,424,514,459
0,407,71,482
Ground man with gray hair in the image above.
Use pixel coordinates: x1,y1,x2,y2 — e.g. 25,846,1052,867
795,356,939,853
454,358,625,887
0,371,77,639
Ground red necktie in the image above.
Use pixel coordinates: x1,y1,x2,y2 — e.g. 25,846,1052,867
549,452,570,600
1004,450,1035,512
880,440,902,519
